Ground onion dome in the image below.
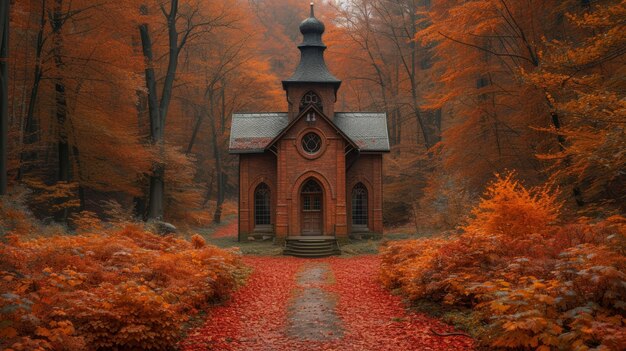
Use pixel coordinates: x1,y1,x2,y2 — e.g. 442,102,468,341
282,3,341,92
299,4,325,45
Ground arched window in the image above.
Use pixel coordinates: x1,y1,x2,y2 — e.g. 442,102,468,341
254,183,271,225
302,179,322,194
299,91,323,111
301,179,322,211
351,183,368,226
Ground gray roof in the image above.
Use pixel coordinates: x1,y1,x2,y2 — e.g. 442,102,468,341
335,112,390,152
282,47,341,86
229,112,389,153
229,113,289,153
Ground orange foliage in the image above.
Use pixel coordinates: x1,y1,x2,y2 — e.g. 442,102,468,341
0,225,242,350
416,0,625,211
190,234,206,249
381,173,626,350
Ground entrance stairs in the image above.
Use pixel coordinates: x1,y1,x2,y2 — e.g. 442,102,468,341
283,236,341,258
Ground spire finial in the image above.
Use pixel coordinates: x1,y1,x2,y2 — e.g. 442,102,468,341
310,2,314,17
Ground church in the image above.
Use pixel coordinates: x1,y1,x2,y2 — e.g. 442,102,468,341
229,4,389,255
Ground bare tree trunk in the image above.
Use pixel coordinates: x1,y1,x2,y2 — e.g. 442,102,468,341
144,0,181,221
186,106,204,154
158,0,179,127
219,77,226,134
202,173,214,207
139,18,164,220
545,97,584,206
207,92,224,223
52,0,70,184
17,0,45,181
0,0,8,195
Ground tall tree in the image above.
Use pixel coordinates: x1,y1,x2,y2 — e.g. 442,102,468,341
525,0,626,210
140,0,238,220
0,0,8,195
16,0,46,181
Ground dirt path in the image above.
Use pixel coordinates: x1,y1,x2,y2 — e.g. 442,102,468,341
287,263,342,341
181,256,475,351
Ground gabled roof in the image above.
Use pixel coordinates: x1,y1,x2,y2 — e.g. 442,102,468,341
229,110,390,154
265,104,358,151
335,112,390,152
229,112,288,153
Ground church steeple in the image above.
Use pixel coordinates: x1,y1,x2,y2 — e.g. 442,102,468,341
282,3,341,93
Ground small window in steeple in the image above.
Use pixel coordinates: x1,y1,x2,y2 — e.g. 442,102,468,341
300,91,323,112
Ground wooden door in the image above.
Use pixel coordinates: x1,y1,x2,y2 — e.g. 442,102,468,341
301,193,322,235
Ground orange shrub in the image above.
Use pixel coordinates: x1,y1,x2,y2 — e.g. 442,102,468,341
0,225,242,350
380,173,626,350
191,233,206,249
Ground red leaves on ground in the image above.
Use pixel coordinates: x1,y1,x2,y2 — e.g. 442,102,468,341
210,219,238,239
181,256,474,350
326,256,474,351
180,257,300,350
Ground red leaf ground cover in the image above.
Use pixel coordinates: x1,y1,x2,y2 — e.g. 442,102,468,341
181,255,474,350
210,219,238,238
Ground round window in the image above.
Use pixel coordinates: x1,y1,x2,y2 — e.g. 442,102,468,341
301,132,322,154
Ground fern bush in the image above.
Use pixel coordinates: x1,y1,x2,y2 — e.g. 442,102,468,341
380,174,626,350
0,223,242,351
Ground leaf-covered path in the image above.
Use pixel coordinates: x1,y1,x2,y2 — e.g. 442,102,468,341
181,256,475,351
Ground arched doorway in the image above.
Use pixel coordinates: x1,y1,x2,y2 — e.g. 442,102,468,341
351,183,368,231
300,178,323,235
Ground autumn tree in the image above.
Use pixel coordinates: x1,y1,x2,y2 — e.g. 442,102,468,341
138,0,240,221
175,1,282,222
524,0,626,211
7,0,150,220
415,0,624,214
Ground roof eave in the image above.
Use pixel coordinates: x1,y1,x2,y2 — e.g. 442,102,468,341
229,149,267,154
264,104,358,152
281,80,341,93
360,149,391,153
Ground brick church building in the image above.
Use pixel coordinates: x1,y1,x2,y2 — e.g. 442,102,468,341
229,5,389,251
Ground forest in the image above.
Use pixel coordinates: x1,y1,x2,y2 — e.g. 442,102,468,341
0,0,624,350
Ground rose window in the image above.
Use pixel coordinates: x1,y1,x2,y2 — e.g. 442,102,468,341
301,133,322,154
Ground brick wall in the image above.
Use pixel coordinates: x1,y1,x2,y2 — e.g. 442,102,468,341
237,85,384,240
285,84,337,121
346,154,384,233
238,153,277,239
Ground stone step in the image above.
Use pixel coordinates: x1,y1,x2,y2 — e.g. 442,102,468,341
284,246,337,254
283,237,340,257
286,242,335,248
283,250,340,258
